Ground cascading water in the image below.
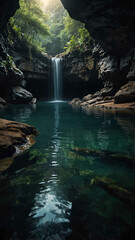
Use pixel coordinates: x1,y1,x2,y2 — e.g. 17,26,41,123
52,57,62,101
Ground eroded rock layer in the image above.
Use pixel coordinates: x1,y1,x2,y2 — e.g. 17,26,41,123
0,118,39,159
61,0,135,56
61,0,135,104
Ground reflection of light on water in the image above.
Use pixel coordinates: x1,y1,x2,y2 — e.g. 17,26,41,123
30,171,72,226
51,103,61,159
33,190,71,226
31,103,72,226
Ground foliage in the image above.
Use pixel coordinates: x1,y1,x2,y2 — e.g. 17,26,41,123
42,0,86,55
8,0,92,55
1,55,15,72
64,27,92,53
8,0,50,52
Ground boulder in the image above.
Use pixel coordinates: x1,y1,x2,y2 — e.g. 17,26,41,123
69,98,81,105
10,86,33,104
7,66,24,86
82,94,92,102
0,118,39,159
0,97,6,111
0,97,6,106
30,97,37,104
114,81,135,103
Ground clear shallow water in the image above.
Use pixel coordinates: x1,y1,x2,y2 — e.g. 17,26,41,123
0,102,135,240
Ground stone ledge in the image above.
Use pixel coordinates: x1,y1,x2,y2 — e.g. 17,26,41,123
0,118,39,160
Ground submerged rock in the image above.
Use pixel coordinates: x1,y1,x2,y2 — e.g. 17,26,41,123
0,118,39,160
71,147,135,166
91,177,135,208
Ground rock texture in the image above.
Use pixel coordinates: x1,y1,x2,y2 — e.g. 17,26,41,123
114,81,135,103
61,0,135,104
0,2,50,102
9,37,51,99
0,97,7,111
61,0,135,56
0,118,39,159
0,0,19,31
0,32,35,104
8,86,33,104
63,44,135,101
62,47,103,99
70,91,135,111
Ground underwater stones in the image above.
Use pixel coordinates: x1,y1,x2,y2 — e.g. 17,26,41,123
71,147,135,166
0,118,39,159
91,177,135,208
114,81,135,103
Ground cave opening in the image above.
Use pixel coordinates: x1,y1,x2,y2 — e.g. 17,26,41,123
0,1,135,240
6,0,101,101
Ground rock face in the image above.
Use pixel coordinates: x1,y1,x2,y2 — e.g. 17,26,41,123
61,0,135,56
8,86,33,104
0,2,50,102
0,97,7,111
114,81,135,103
0,118,39,159
62,47,103,99
9,37,51,99
0,32,35,104
62,43,134,100
0,0,19,31
61,0,135,103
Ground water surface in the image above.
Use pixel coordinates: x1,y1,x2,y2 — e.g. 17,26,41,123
0,102,135,240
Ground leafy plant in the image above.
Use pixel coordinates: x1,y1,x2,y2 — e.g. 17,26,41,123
8,0,50,52
64,27,92,53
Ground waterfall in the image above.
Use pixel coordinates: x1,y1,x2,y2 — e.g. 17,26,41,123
52,57,62,101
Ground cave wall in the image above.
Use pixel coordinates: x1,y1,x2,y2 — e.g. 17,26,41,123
61,0,135,56
9,36,51,100
0,0,50,103
61,0,135,101
0,0,134,103
62,47,103,99
0,0,19,31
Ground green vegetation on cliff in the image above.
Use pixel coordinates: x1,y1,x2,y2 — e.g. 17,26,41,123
8,0,91,55
8,0,50,52
43,0,91,55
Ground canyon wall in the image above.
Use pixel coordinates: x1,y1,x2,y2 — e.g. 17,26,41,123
9,36,51,99
0,0,135,104
61,0,135,103
0,0,50,105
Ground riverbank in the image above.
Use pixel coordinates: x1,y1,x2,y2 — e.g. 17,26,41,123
69,81,135,112
0,118,39,171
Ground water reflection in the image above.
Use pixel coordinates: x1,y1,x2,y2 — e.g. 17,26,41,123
0,102,135,239
30,102,72,233
0,103,37,123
